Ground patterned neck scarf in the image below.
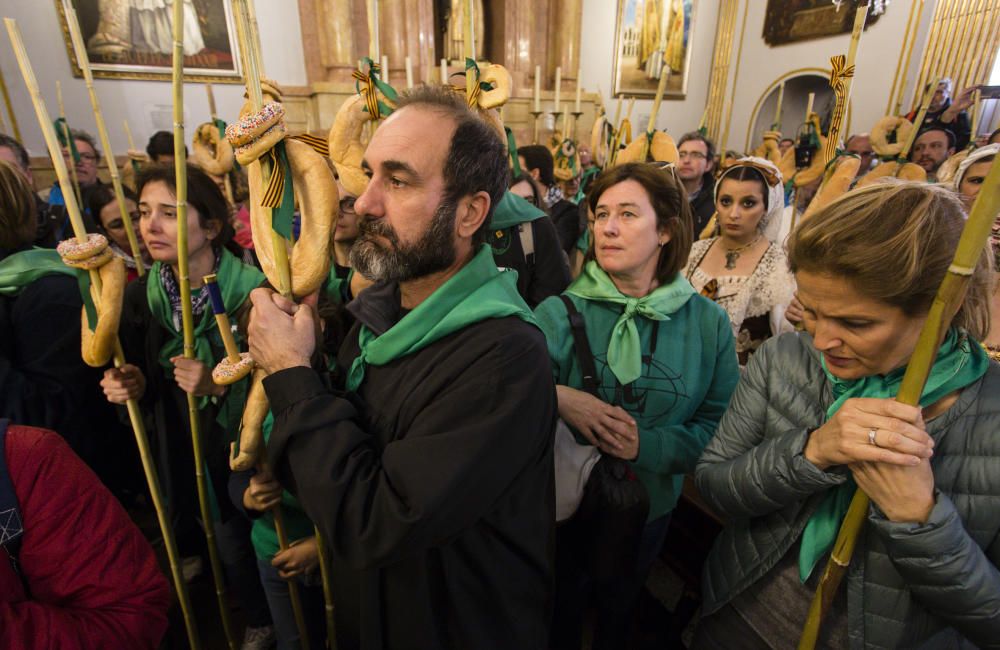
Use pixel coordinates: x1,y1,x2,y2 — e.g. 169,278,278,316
158,249,219,331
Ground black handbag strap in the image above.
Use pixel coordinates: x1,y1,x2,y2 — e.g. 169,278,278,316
558,295,600,397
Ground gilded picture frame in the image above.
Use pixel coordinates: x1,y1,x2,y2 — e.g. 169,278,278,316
56,0,242,83
611,0,697,99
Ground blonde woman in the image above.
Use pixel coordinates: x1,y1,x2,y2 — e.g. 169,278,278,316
692,182,999,649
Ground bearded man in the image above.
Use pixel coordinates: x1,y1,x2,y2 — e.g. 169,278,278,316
248,85,556,650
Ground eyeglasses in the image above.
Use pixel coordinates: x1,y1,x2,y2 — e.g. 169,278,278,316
678,151,707,161
62,151,98,163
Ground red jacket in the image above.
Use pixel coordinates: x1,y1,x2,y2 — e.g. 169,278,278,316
0,425,170,649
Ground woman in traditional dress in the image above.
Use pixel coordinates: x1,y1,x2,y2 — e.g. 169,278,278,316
682,157,795,365
692,181,999,649
100,164,275,646
535,162,739,649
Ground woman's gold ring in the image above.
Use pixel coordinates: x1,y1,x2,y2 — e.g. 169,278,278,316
868,428,879,447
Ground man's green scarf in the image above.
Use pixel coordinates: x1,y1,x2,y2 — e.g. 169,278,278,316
566,261,695,385
147,248,263,419
0,248,97,326
345,245,537,392
489,191,547,231
798,328,988,581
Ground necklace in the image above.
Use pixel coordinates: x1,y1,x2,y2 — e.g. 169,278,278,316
722,235,761,270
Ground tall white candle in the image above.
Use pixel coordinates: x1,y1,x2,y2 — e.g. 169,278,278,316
554,66,562,114
441,58,448,85
534,65,541,112
574,65,582,113
405,56,413,89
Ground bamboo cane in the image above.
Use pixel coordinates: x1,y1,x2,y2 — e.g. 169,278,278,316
823,5,868,165
315,526,337,649
886,0,918,115
913,1,952,111
2,17,201,649
951,0,982,92
898,78,939,166
609,97,635,167
938,0,971,92
772,82,784,131
640,66,669,162
798,128,1000,650
0,61,20,141
55,80,84,209
465,0,476,102
958,0,987,91
169,3,239,647
720,0,748,150
894,0,925,115
64,10,145,277
971,5,1000,87
123,119,137,151
231,3,314,647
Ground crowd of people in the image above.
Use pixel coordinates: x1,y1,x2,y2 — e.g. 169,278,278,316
1,74,999,650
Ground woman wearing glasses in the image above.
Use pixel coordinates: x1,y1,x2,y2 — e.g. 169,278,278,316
681,157,795,365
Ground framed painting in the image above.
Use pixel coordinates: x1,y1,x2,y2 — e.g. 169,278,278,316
56,0,242,82
763,0,883,47
611,0,697,99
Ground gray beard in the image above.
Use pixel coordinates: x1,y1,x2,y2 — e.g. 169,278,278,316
349,201,457,283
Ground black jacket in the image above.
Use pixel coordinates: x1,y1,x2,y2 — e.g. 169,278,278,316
688,172,717,237
265,281,557,650
0,252,133,492
550,198,581,257
490,216,571,309
118,276,243,528
906,99,971,151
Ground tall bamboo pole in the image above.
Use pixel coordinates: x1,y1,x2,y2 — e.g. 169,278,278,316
823,5,868,165
931,0,964,92
894,0,924,115
886,0,919,115
942,0,975,90
64,10,144,277
170,2,238,647
798,129,1000,650
951,0,983,91
0,61,20,141
231,3,313,648
708,0,736,141
958,0,987,90
204,82,235,206
720,0,748,150
55,80,83,209
3,18,200,649
971,5,1000,86
969,88,981,145
367,0,381,63
465,0,476,102
911,0,947,111
899,79,939,164
640,68,669,162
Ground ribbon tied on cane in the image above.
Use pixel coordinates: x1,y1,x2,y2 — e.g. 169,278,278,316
260,134,331,240
352,58,398,120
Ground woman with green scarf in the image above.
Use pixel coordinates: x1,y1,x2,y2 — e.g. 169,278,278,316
692,182,1000,649
99,165,275,645
535,163,739,650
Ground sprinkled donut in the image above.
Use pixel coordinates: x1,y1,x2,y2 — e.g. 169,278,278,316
212,352,255,385
61,245,115,270
57,232,108,261
225,102,285,147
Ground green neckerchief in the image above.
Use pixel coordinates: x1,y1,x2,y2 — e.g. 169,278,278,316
566,261,696,385
0,248,98,327
146,248,264,414
798,328,989,582
575,166,600,203
490,191,547,230
321,264,353,305
345,245,537,391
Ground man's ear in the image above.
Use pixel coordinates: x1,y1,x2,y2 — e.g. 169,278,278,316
456,191,491,240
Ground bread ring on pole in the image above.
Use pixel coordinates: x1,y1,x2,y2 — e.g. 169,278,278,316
57,232,109,261
80,256,125,367
230,368,269,471
801,156,861,221
870,116,913,159
212,351,254,385
590,113,611,168
247,137,338,298
192,122,235,176
615,130,678,165
328,94,373,198
856,160,927,187
476,63,512,110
